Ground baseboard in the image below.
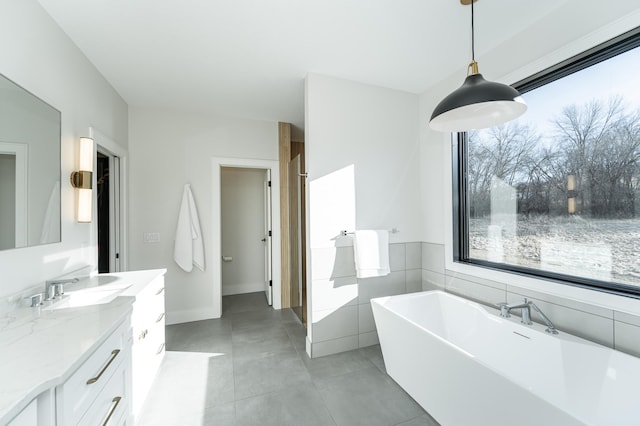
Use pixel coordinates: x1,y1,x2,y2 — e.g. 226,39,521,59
222,283,263,296
310,335,359,358
166,307,218,325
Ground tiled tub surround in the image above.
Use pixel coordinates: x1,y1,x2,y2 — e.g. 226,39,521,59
420,242,640,359
309,242,423,357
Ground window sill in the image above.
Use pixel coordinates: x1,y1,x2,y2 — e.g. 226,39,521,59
444,258,640,319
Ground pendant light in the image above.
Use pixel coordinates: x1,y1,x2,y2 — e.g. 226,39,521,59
429,0,527,132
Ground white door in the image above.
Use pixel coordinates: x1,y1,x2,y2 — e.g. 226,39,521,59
263,169,273,305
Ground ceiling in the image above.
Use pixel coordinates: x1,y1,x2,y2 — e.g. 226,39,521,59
38,0,566,130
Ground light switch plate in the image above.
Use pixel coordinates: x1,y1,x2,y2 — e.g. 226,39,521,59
143,232,160,243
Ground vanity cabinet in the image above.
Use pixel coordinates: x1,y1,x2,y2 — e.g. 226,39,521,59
1,269,167,426
55,318,131,426
129,274,166,421
7,390,54,426
7,399,37,426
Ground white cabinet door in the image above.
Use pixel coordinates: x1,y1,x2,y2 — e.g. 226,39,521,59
130,275,166,421
8,398,36,426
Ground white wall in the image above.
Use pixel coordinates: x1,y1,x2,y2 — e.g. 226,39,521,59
0,0,128,300
128,108,277,324
305,73,421,356
221,167,266,296
306,74,422,247
419,2,640,312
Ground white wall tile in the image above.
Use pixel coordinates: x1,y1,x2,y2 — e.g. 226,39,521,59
389,243,406,272
614,321,640,358
447,270,505,290
311,247,355,280
445,276,506,306
311,277,358,312
358,303,376,333
312,305,358,342
506,293,614,348
422,270,445,291
406,269,422,293
615,311,640,327
405,243,422,270
422,242,444,274
312,335,359,358
358,271,406,303
507,285,613,319
358,331,379,348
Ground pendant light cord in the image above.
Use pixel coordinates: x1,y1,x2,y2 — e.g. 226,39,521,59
467,0,478,75
471,0,475,61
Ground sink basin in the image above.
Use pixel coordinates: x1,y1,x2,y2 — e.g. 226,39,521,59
43,285,128,310
94,275,120,286
78,275,130,288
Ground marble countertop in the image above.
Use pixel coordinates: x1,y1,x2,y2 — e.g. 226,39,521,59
0,269,166,424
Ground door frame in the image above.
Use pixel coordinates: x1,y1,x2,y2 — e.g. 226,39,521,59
263,168,273,305
212,157,281,317
0,142,28,247
92,127,128,272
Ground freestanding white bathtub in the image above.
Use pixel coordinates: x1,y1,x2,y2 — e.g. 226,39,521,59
371,290,640,426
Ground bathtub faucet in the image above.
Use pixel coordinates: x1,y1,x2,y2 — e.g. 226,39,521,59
496,298,559,335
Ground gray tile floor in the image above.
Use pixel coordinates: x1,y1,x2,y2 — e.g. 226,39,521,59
137,292,439,426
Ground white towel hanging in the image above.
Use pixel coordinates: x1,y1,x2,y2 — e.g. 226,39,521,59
174,184,205,272
353,230,390,279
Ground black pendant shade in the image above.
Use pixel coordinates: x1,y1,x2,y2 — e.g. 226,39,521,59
429,72,527,132
429,0,527,133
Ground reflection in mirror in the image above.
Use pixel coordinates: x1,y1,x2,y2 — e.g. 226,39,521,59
0,74,61,250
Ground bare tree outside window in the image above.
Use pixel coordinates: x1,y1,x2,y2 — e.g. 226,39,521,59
466,46,640,288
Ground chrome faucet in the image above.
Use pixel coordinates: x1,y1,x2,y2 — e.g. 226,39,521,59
496,298,559,335
496,299,532,324
45,278,79,301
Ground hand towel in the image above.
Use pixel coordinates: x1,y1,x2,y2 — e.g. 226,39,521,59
39,181,60,244
174,184,205,272
353,230,390,279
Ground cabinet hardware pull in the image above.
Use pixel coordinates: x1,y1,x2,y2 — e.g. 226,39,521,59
101,396,122,426
87,349,120,385
155,287,165,295
156,312,165,323
139,329,148,340
156,342,165,355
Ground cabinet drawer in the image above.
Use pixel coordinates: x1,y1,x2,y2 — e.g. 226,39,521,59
57,319,130,425
77,359,128,426
132,294,165,339
132,276,165,306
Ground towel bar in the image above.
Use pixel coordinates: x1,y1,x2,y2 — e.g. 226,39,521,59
340,228,399,236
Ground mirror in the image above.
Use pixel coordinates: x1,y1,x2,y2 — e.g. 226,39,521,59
0,73,61,250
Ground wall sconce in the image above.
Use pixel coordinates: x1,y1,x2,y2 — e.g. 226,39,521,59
70,137,94,222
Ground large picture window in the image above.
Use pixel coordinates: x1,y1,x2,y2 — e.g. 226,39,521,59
454,28,640,297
